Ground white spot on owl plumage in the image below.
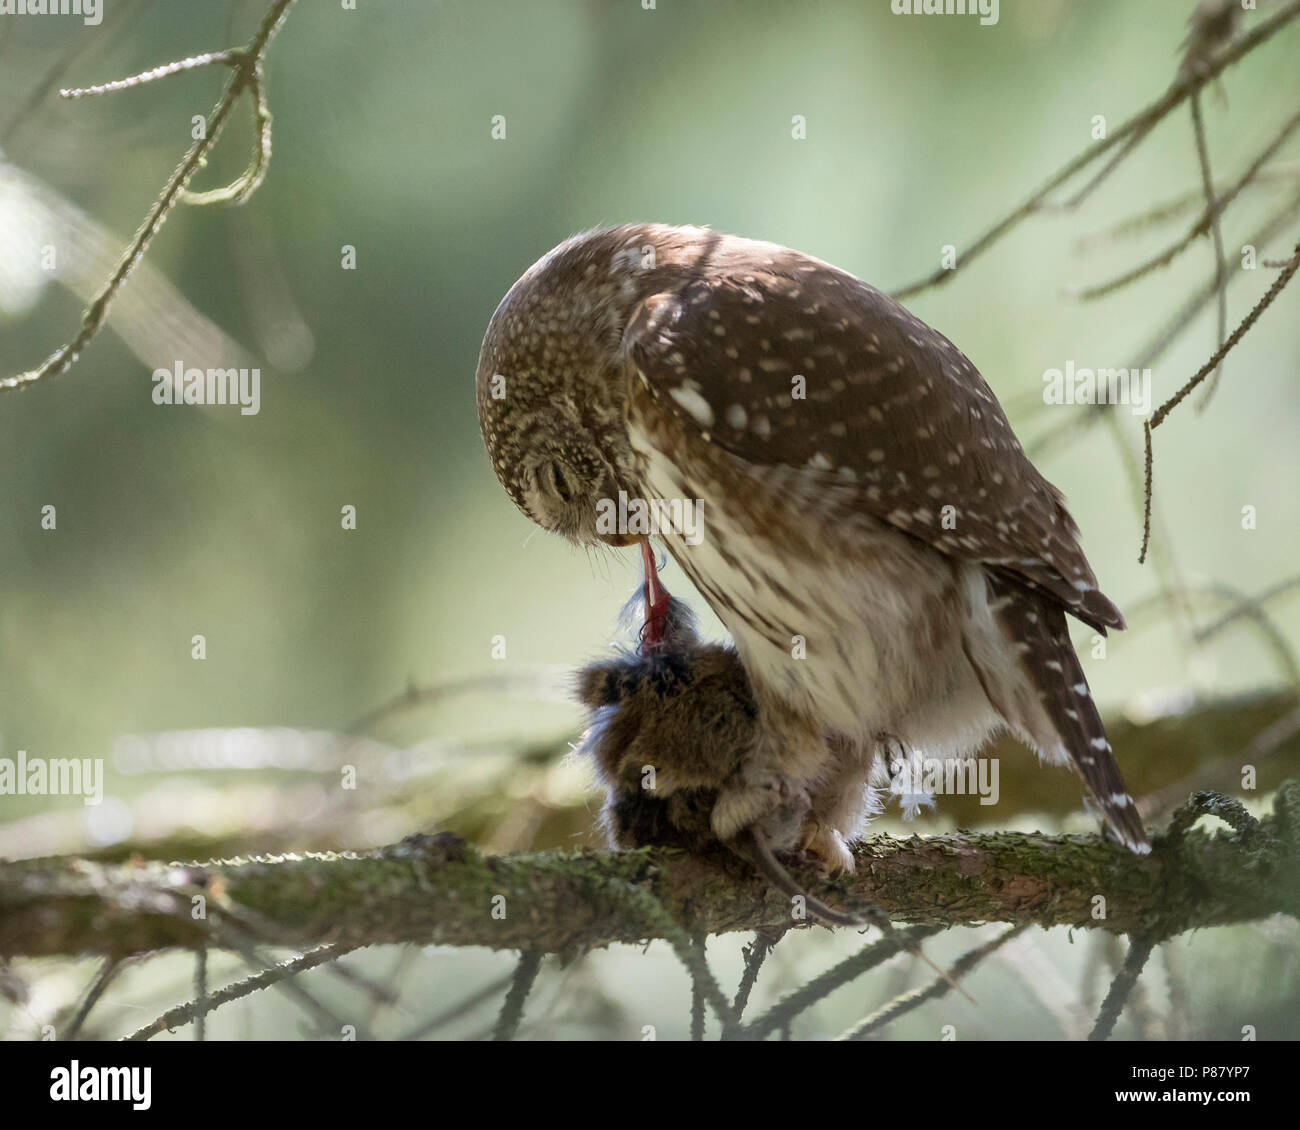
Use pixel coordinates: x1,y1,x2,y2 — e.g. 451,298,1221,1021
669,385,714,427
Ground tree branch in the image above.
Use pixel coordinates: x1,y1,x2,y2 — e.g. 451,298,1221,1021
2,782,1297,961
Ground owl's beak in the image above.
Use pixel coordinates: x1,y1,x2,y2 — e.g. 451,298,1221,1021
640,539,671,645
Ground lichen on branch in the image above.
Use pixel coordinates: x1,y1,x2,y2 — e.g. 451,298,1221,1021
2,782,1296,961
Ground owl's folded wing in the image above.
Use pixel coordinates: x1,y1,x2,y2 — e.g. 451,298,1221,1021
620,257,1123,634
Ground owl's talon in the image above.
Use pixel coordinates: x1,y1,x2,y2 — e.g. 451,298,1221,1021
799,821,855,876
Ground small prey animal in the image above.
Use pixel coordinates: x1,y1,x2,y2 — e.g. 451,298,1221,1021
573,543,862,927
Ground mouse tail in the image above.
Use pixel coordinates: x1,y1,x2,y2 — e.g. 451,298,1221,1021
740,828,864,928
742,829,975,1002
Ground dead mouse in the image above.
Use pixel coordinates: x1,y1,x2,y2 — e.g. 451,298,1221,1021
573,545,861,928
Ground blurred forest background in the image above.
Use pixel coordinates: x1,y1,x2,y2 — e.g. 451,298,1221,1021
1,0,1298,1040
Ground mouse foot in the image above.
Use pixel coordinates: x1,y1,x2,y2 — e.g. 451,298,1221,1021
798,821,855,876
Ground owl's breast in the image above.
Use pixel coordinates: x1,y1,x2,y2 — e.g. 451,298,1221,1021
628,422,1001,752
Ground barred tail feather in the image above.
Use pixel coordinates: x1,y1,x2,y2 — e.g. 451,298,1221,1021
987,576,1150,854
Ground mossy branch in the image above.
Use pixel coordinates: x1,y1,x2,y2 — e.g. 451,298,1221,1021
2,782,1297,961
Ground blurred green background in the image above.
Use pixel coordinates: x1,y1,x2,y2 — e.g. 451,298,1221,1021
1,0,1298,1040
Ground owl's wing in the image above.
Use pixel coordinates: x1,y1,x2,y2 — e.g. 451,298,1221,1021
621,260,1123,633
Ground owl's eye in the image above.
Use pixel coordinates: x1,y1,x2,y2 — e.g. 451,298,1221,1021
548,463,573,503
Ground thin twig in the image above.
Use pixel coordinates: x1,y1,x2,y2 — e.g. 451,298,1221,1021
690,931,707,1041
492,950,543,1041
1052,125,1155,213
1141,240,1300,561
322,955,401,1007
1,0,298,393
1030,187,1300,462
1138,704,1300,822
1163,787,1263,845
1071,105,1300,302
605,881,737,1031
64,957,124,1041
1188,91,1229,410
1196,573,1300,646
1101,409,1203,661
839,891,973,1003
890,0,1300,299
1123,578,1300,688
125,942,352,1041
1070,172,1300,252
60,51,244,98
194,947,207,1042
1088,935,1156,1041
179,61,272,207
399,972,516,1041
731,926,786,1022
741,925,943,1041
234,944,348,1038
1150,246,1300,424
343,670,564,736
361,946,414,1033
838,925,1025,1040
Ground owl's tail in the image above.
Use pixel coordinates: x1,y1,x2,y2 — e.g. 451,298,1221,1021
986,576,1151,854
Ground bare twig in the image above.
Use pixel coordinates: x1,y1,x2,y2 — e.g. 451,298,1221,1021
320,955,401,1008
125,942,353,1041
398,972,516,1041
690,931,707,1040
179,61,273,208
362,947,415,1031
1139,705,1300,825
1,0,298,393
1188,91,1229,409
1141,240,1300,561
1088,935,1156,1041
1183,578,1300,688
1071,167,1300,253
604,881,737,1031
1163,787,1263,843
731,926,786,1022
233,943,348,1038
890,0,1300,299
742,925,943,1041
1123,579,1300,688
1196,573,1300,647
838,925,1025,1040
1101,410,1204,654
1071,105,1300,303
1028,187,1300,463
492,950,543,1041
64,957,125,1041
343,669,565,737
60,51,244,98
194,947,207,1042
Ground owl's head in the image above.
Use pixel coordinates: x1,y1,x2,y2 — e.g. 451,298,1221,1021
475,224,707,545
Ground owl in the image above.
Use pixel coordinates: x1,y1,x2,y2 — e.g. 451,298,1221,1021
476,223,1149,870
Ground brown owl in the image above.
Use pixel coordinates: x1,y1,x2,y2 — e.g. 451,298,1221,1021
476,223,1149,868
